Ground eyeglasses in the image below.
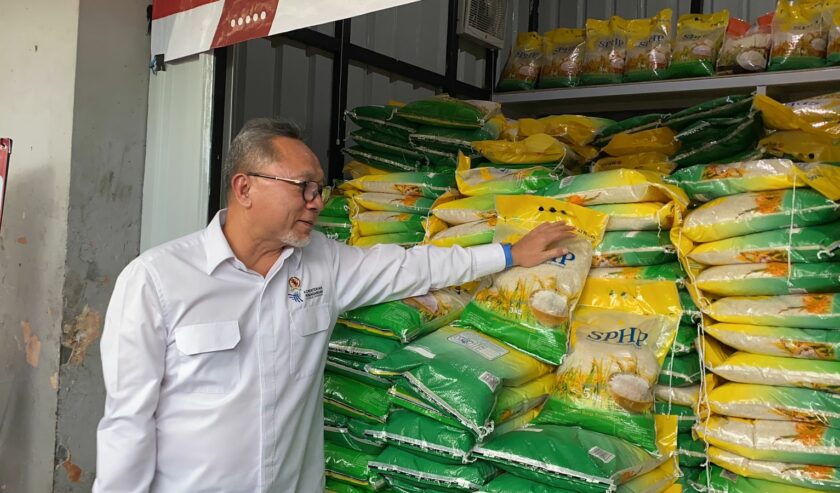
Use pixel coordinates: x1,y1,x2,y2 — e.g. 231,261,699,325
246,172,330,202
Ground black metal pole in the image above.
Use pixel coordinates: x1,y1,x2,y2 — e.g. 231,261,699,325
444,0,459,96
208,46,228,221
690,0,704,14
328,19,351,183
528,0,540,32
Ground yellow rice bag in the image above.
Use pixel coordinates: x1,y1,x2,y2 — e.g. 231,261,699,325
624,9,673,82
343,160,390,179
670,10,729,77
473,133,579,165
760,130,840,162
787,91,840,136
498,32,543,91
592,152,676,174
769,0,830,71
589,202,676,231
580,18,626,85
539,28,586,88
602,127,680,157
541,168,689,208
518,115,614,147
431,194,497,225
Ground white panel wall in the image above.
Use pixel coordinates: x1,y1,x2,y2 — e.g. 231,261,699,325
141,54,215,251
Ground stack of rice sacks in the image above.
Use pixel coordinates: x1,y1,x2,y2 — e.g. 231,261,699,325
315,194,352,243
669,155,840,492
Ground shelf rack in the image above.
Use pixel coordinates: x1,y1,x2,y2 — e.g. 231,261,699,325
493,67,840,117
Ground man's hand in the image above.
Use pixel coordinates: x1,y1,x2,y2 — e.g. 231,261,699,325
510,221,577,268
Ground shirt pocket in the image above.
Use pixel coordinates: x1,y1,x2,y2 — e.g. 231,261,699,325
174,321,241,394
290,304,332,380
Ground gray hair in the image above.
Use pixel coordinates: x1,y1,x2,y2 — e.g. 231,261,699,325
224,118,302,185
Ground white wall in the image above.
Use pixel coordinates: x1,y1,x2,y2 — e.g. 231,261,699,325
141,54,215,251
0,1,79,490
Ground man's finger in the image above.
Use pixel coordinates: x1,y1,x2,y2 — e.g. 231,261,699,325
550,247,569,258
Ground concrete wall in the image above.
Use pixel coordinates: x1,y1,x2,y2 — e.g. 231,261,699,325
0,1,80,490
53,0,150,489
0,0,149,490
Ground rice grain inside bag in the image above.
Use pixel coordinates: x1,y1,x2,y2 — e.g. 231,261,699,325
668,159,800,202
696,262,840,296
535,278,681,452
709,350,840,393
431,194,497,225
429,218,496,248
541,168,688,207
459,196,608,364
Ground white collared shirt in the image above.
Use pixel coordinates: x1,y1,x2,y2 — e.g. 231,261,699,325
94,210,506,493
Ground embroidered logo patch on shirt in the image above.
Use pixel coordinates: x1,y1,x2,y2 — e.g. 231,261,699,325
288,277,303,303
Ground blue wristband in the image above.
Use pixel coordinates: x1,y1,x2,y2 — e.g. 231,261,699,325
502,243,513,268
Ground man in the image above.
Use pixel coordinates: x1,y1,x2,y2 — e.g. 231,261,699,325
94,118,575,492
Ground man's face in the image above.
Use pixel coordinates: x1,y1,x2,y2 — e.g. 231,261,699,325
248,137,325,247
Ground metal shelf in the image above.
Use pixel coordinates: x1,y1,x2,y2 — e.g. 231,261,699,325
493,67,840,117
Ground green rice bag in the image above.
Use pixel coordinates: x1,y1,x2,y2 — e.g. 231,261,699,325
352,192,435,215
380,409,476,464
325,441,385,489
478,474,571,492
324,371,391,423
654,384,700,409
317,216,353,230
688,221,840,265
668,11,729,79
705,322,840,361
351,232,425,248
659,352,701,387
346,105,418,137
473,425,661,493
369,447,497,491
671,323,698,355
707,382,840,427
671,112,764,168
388,380,467,431
679,289,702,325
696,262,840,296
593,114,665,148
678,433,707,468
397,97,501,129
588,262,686,284
664,95,753,131
705,293,840,330
410,123,503,154
326,354,395,388
325,418,387,455
323,196,351,217
456,166,556,197
698,465,825,493
347,172,455,199
491,372,555,424
325,478,375,493
369,325,553,437
352,128,426,161
344,146,425,173
317,226,352,243
681,189,840,243
674,467,703,492
431,195,497,225
592,230,676,267
708,446,840,491
710,351,840,393
535,304,680,452
429,219,495,248
654,401,698,433
668,159,801,202
696,415,840,466
340,290,468,343
354,212,426,237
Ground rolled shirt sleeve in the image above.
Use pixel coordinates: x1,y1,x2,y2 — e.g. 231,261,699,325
330,242,507,313
94,259,168,493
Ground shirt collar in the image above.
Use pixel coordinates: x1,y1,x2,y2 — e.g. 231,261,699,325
205,210,236,275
